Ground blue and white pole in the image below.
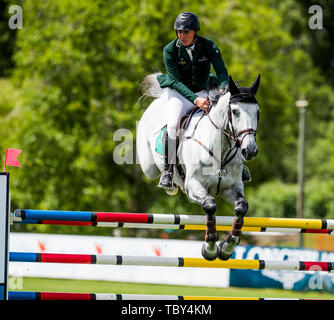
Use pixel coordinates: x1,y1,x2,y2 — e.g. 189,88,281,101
0,173,10,300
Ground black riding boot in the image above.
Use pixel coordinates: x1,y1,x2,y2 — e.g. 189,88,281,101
242,165,252,182
158,132,176,189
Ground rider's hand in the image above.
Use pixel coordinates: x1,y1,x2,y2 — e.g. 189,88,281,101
195,97,210,111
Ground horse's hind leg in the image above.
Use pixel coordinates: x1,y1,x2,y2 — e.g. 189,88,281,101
186,178,219,261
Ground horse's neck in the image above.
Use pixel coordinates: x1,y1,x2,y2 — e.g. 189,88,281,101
211,93,230,124
207,94,237,155
209,94,230,135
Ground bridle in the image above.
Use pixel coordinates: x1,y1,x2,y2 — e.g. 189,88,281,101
184,90,258,195
206,91,258,148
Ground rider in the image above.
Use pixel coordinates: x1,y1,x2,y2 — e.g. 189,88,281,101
157,12,250,189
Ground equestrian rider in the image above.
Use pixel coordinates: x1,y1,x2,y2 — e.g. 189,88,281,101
157,12,250,189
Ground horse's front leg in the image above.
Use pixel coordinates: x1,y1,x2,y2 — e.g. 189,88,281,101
186,177,219,261
218,188,248,260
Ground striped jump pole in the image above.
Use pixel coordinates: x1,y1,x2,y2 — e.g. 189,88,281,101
12,218,334,235
12,209,334,230
9,252,334,272
8,291,319,301
0,173,10,301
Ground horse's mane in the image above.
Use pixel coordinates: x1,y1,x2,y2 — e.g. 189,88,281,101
207,79,244,105
207,89,225,105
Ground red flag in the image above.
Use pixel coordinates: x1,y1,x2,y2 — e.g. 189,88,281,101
4,148,22,172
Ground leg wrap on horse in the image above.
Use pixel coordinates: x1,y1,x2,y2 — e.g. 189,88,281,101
231,217,244,236
205,216,218,242
202,214,219,261
226,217,243,245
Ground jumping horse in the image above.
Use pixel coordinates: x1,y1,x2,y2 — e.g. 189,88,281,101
136,74,260,260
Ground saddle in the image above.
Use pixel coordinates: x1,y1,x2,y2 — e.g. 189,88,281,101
177,106,201,134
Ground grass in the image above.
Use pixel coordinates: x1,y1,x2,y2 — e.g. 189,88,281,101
10,277,334,300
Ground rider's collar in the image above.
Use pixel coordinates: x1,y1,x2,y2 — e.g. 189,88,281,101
176,38,197,49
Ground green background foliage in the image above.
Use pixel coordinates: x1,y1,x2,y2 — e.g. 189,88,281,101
1,0,333,237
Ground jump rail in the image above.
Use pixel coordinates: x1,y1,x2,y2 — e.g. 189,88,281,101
12,218,334,235
9,252,334,272
13,209,334,230
8,291,320,301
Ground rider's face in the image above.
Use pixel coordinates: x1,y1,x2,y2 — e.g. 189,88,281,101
177,30,196,46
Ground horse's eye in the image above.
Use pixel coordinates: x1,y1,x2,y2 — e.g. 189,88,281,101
232,109,240,117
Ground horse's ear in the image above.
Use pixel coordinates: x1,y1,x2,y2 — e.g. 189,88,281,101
228,75,239,96
207,75,219,91
249,74,260,95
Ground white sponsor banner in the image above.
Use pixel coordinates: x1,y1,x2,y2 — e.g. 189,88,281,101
9,233,229,288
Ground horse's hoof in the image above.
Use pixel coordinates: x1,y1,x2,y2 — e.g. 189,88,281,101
201,242,219,261
217,240,233,261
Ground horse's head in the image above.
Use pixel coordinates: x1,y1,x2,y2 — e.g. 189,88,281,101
226,74,260,161
208,74,260,161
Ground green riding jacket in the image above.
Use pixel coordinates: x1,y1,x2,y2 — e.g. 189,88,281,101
157,35,228,104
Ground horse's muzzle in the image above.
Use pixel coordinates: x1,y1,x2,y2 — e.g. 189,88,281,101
241,146,258,161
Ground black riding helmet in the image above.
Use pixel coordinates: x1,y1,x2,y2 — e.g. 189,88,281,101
174,12,200,31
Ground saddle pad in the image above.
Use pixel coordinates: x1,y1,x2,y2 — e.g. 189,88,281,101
155,126,166,155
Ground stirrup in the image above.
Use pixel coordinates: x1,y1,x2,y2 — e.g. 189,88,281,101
158,171,174,189
242,165,251,182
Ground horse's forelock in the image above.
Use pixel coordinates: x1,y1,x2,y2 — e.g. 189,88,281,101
208,89,221,104
208,89,228,105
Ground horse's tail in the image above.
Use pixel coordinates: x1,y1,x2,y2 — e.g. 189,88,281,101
139,72,165,99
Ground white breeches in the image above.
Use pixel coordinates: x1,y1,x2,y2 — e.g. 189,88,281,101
166,88,207,139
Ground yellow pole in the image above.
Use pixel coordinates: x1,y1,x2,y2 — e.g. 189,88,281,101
183,296,260,300
184,225,262,232
242,217,323,229
183,258,261,269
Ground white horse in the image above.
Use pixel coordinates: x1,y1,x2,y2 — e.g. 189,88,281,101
136,74,260,260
